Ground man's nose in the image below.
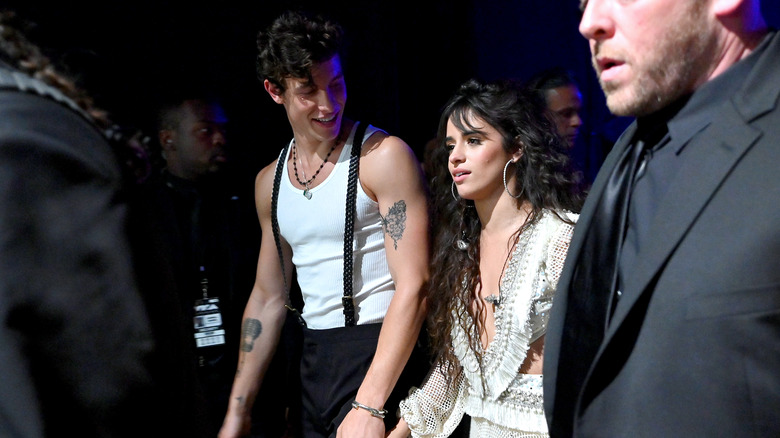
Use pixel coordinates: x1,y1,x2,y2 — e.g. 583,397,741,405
579,0,615,42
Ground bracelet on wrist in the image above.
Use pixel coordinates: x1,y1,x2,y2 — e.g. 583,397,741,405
351,400,388,419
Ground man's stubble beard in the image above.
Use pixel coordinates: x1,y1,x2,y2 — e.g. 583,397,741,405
598,3,715,117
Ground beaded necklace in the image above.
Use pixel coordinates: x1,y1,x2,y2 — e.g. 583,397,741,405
291,132,341,199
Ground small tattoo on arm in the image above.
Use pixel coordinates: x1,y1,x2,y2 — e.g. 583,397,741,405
240,318,262,352
380,200,407,250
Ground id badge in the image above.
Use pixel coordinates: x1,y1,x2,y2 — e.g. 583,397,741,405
193,297,226,348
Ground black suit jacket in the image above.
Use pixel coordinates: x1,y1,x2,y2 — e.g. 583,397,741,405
544,31,780,437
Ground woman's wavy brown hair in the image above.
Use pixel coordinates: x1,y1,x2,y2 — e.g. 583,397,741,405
427,78,585,383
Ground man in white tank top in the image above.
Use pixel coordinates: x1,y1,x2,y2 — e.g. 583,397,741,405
219,11,430,438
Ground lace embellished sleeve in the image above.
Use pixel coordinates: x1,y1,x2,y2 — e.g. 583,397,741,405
398,361,467,438
530,214,577,343
546,217,576,290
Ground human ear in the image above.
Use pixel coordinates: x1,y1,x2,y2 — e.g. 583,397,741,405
512,138,524,163
264,79,285,104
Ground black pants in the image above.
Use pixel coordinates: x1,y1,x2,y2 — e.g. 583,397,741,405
299,323,429,438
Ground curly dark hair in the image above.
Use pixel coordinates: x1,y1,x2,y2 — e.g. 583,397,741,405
0,11,109,127
0,10,152,183
256,10,344,92
427,78,584,383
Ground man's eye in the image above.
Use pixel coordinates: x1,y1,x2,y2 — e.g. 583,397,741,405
558,109,577,118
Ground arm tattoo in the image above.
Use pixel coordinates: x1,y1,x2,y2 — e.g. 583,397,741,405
240,318,262,352
379,200,407,250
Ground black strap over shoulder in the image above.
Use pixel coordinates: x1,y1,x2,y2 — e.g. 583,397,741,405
270,140,305,326
271,121,369,327
342,121,368,327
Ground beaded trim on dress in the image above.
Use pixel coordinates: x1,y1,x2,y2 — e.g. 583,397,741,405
399,210,577,437
452,212,552,432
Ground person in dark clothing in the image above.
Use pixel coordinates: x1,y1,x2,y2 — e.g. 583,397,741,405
140,96,287,437
544,0,780,436
0,10,154,438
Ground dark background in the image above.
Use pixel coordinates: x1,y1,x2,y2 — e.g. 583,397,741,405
8,1,780,182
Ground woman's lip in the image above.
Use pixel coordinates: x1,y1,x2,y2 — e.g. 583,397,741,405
452,171,469,183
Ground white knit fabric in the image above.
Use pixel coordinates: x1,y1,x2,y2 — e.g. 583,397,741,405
399,210,577,437
277,123,395,329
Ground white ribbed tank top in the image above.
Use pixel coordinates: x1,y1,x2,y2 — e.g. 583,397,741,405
278,123,395,329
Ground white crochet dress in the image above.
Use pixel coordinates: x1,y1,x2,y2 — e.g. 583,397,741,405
399,210,576,437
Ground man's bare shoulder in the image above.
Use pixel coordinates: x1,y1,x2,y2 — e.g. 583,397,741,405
359,132,425,198
254,158,283,211
360,132,419,169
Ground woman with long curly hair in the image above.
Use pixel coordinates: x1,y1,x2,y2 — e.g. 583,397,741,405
391,79,584,437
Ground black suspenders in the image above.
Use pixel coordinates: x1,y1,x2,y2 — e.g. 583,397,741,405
271,121,369,327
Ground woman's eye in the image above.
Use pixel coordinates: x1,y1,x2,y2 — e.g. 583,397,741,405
467,137,481,145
